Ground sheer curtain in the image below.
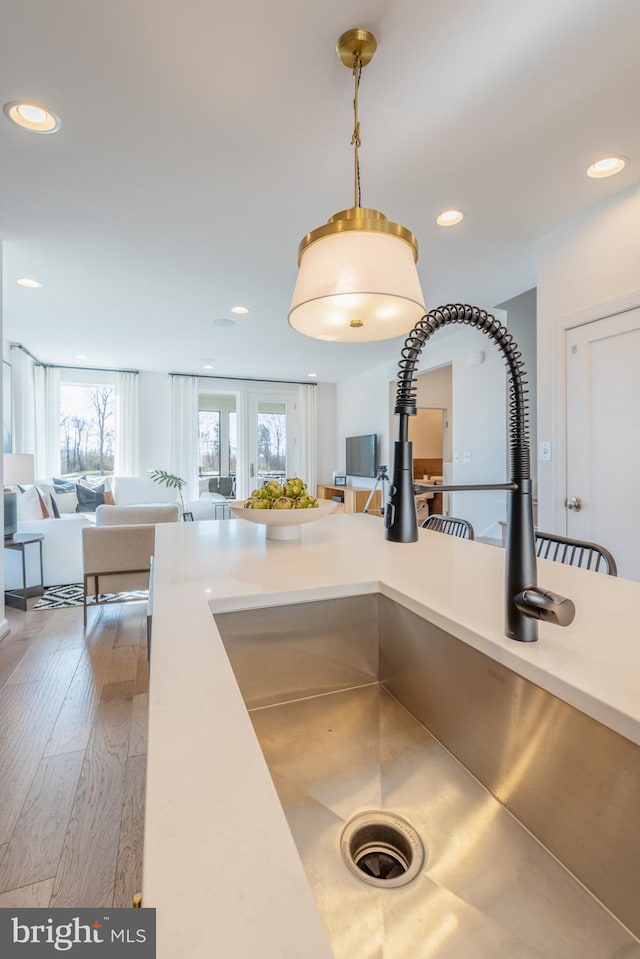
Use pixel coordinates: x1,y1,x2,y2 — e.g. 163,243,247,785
9,345,36,455
115,371,139,475
298,383,317,492
170,375,199,503
34,365,60,478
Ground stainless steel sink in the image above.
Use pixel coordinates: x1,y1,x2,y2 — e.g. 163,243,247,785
214,594,640,959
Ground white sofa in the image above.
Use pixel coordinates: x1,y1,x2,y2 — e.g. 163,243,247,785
5,513,93,589
4,475,181,591
110,476,179,507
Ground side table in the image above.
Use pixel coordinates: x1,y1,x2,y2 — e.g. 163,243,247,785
4,533,45,610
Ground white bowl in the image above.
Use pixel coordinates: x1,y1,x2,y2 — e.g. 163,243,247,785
229,499,336,540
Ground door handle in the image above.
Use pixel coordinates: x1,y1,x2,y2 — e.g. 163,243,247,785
566,496,582,512
250,463,255,478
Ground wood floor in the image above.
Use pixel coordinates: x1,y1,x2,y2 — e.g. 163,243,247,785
0,598,148,908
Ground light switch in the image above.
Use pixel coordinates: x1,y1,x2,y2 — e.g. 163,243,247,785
454,452,460,464
539,441,552,462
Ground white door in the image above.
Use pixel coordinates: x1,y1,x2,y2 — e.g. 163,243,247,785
565,308,640,580
244,391,299,498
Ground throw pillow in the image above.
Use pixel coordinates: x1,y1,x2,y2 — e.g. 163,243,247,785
53,477,75,493
77,476,109,489
75,482,105,513
35,487,51,519
16,485,54,521
36,481,62,519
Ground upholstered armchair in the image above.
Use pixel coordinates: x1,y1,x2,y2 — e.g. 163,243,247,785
82,503,180,625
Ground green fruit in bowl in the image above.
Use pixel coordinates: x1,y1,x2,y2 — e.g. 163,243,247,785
263,481,284,500
294,495,318,509
284,478,307,498
273,496,295,509
244,478,320,510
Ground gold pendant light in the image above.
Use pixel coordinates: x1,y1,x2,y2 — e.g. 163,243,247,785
289,29,425,343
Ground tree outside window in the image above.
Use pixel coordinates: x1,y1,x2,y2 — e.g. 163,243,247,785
198,410,221,475
60,383,115,477
257,411,286,482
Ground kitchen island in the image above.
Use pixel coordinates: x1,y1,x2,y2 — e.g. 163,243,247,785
144,513,640,958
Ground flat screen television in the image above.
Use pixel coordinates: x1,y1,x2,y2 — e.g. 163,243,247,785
346,433,378,479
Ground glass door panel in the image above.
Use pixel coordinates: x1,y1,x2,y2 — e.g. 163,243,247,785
245,391,299,498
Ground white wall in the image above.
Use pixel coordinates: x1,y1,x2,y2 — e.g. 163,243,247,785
335,357,397,487
536,184,640,531
315,383,337,484
336,319,508,538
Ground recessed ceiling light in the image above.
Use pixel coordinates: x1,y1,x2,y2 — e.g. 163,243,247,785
16,277,43,288
586,156,627,178
202,364,215,370
214,318,236,328
231,305,249,314
4,100,61,134
436,209,464,227
75,354,88,360
307,372,318,378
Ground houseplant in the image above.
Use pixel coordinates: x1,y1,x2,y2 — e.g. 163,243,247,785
147,469,191,520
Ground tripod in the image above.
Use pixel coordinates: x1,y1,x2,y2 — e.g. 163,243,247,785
363,465,389,515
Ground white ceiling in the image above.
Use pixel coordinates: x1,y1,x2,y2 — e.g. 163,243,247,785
2,0,639,383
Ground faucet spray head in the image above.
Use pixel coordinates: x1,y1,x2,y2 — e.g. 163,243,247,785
385,440,418,542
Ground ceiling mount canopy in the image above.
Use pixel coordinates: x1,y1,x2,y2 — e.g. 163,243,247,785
288,28,425,343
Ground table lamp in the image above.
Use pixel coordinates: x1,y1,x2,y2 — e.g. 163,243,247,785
3,453,35,539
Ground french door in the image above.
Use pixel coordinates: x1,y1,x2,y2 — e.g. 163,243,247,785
242,390,300,499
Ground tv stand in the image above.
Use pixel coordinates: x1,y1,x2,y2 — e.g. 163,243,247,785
316,484,381,515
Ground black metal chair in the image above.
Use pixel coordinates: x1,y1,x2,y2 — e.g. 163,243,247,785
534,531,617,575
421,514,474,540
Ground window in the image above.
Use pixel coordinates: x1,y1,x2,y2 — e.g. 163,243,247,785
59,382,115,477
198,410,221,475
256,404,287,483
198,393,237,480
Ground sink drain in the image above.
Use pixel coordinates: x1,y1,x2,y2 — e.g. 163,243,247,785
341,811,424,888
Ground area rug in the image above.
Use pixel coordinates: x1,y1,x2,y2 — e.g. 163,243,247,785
33,583,148,610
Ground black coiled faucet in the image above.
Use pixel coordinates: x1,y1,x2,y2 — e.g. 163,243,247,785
385,304,575,643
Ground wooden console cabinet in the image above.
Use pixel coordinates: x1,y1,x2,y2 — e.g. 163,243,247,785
316,484,381,515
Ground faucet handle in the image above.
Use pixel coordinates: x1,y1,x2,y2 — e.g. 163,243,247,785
513,587,576,627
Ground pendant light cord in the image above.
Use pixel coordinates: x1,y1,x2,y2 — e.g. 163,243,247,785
351,55,363,208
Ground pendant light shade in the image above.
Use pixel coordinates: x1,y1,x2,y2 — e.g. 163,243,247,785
289,30,425,343
289,208,425,342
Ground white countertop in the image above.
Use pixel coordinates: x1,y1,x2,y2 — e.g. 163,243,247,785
144,514,640,958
